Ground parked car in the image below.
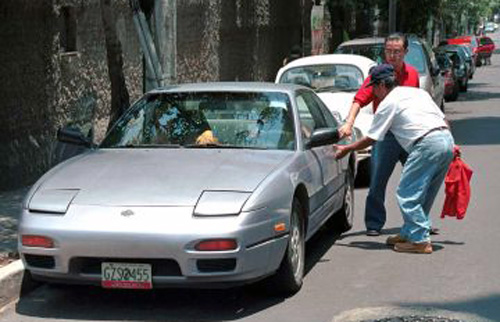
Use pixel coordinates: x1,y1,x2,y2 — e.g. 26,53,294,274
477,36,496,64
335,35,445,111
447,35,480,67
434,50,459,101
485,22,496,33
18,82,356,295
437,45,469,92
275,54,376,178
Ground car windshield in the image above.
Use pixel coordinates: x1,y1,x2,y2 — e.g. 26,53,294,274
336,40,427,74
100,91,296,151
279,64,364,92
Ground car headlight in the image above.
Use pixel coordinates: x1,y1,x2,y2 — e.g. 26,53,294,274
194,191,251,216
28,189,79,214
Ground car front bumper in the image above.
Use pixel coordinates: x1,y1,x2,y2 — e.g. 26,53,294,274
18,205,289,288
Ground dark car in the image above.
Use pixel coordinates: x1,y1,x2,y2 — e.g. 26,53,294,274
447,35,480,67
437,46,469,92
434,50,459,101
335,35,445,110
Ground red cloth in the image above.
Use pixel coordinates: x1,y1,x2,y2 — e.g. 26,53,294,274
441,146,473,220
354,62,420,112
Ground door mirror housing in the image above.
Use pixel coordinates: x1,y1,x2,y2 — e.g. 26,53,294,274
306,128,340,149
57,127,94,148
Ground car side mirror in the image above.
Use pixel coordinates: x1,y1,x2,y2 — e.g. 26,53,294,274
306,128,340,149
57,127,94,148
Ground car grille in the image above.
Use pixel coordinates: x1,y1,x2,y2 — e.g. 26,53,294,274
196,258,236,273
24,254,56,269
70,257,182,276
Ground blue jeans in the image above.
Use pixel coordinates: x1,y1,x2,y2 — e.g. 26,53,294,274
397,130,454,243
365,131,408,231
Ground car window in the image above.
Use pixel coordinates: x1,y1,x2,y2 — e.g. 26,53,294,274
101,91,296,150
405,40,427,74
280,64,364,93
296,91,328,139
336,44,385,64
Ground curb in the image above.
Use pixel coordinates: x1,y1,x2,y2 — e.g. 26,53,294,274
331,306,495,322
0,260,25,309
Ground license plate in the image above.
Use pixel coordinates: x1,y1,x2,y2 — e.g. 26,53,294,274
101,262,152,289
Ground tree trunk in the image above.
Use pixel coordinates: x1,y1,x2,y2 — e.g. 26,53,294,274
100,0,130,131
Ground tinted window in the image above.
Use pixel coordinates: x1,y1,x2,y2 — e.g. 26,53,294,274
296,91,328,139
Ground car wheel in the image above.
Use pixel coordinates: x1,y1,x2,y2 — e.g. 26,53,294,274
459,78,468,92
333,167,355,233
271,198,305,296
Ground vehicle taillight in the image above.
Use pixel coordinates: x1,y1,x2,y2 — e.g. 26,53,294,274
195,239,238,251
22,235,55,248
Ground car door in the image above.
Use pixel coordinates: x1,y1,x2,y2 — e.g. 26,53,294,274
423,40,445,106
296,90,340,230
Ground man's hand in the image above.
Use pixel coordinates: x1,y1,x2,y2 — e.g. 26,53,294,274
196,130,218,145
334,144,351,160
338,122,353,139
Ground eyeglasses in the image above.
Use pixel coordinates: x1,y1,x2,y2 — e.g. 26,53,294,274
384,49,404,56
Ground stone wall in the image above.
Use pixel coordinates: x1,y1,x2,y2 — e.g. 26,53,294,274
176,0,305,82
0,0,143,190
0,0,308,190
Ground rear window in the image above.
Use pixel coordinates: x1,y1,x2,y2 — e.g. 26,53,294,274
480,37,493,45
336,40,427,74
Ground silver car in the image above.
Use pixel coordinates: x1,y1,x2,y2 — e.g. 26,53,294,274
335,35,446,111
19,82,355,295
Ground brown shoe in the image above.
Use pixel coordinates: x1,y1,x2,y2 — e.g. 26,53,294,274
394,242,433,254
386,234,407,246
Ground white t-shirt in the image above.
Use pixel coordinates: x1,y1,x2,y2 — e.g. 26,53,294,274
367,86,447,152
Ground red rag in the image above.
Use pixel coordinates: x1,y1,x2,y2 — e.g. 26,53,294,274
441,146,473,219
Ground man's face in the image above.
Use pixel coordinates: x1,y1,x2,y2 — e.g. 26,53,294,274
384,39,406,70
372,82,388,100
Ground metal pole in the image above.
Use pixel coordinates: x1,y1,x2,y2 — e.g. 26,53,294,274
389,0,397,33
154,0,177,85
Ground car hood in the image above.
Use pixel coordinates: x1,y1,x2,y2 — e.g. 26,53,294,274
317,92,373,135
33,149,292,207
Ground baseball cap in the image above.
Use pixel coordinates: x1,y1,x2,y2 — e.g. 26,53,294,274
367,64,395,86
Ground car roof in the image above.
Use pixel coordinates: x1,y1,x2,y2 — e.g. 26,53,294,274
338,37,385,47
279,53,376,70
150,82,307,94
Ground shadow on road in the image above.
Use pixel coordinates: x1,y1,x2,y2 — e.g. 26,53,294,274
14,224,344,321
450,117,500,146
400,293,500,321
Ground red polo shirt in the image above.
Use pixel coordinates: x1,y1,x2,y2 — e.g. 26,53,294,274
354,62,420,112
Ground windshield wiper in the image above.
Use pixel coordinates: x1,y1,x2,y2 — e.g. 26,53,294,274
316,86,358,93
183,143,268,150
111,143,182,149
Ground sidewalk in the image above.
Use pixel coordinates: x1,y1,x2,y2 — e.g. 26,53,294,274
0,187,30,256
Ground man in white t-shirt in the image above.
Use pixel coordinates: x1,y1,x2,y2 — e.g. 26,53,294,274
335,64,455,254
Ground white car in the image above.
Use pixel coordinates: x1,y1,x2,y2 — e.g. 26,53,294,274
276,54,377,176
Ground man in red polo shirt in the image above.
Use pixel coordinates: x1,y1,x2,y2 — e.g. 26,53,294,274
338,33,420,236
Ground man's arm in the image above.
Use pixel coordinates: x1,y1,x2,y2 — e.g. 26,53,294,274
338,76,374,138
334,137,376,159
338,101,361,138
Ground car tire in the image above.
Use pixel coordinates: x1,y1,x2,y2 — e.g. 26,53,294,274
459,78,468,92
332,167,355,233
447,84,459,102
270,198,305,296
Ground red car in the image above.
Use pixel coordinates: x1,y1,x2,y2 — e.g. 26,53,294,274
477,36,495,65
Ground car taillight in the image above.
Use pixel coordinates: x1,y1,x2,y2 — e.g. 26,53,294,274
22,235,55,248
195,239,238,251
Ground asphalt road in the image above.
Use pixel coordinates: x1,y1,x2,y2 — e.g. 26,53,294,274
1,32,500,322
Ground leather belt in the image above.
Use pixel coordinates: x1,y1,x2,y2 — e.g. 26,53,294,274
413,126,448,147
